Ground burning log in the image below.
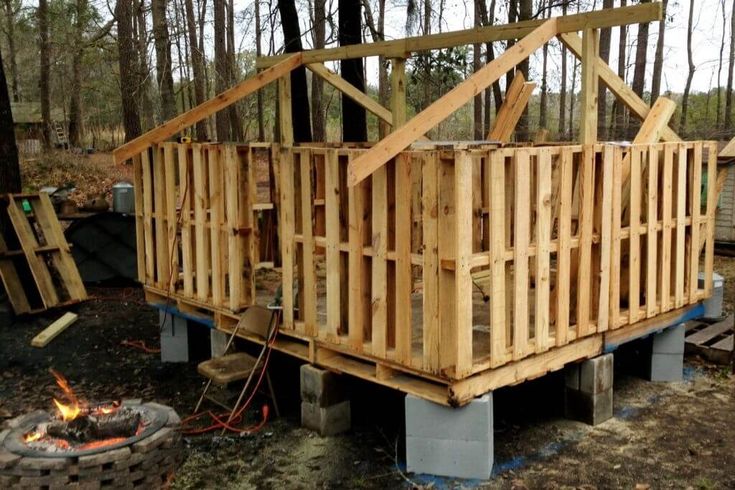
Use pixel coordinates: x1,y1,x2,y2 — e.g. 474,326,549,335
46,407,141,443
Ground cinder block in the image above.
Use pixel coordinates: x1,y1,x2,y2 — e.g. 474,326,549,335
210,329,229,357
648,352,683,382
405,394,493,479
651,324,685,355
301,400,350,436
565,364,580,390
300,364,348,407
160,312,188,363
406,435,492,480
565,388,613,426
579,353,614,395
405,394,492,442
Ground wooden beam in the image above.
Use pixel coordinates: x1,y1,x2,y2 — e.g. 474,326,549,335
347,19,559,187
487,72,536,142
113,53,302,163
631,97,678,145
257,2,661,68
559,32,681,143
308,63,392,126
579,28,599,144
278,75,294,144
390,58,407,128
31,312,78,348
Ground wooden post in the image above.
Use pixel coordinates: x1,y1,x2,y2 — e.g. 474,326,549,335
390,58,407,128
278,75,294,145
579,28,599,144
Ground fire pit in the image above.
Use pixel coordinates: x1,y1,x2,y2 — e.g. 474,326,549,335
0,372,183,489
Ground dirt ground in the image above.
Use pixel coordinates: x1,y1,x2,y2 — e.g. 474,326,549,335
1,269,734,489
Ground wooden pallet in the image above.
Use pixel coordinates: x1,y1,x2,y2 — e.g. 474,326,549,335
0,193,87,314
685,314,734,364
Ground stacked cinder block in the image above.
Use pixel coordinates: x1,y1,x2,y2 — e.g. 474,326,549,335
565,353,614,426
647,324,685,382
300,365,350,436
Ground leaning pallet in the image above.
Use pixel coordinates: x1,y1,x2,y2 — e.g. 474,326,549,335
0,193,87,314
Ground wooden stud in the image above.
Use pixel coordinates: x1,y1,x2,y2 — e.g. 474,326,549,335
556,147,573,344
225,145,244,311
576,146,594,334
659,144,674,313
390,58,408,128
348,166,367,351
208,147,224,306
704,142,718,297
178,145,194,297
371,163,389,357
610,146,623,328
646,147,659,318
535,149,552,351
142,149,156,285
674,144,687,307
438,155,457,371
513,149,531,359
597,145,613,332
628,147,641,323
454,152,474,377
395,153,413,365
422,152,440,372
279,148,296,329
689,142,702,303
325,149,341,339
300,150,318,336
278,75,294,145
579,29,599,144
133,154,145,283
163,144,178,292
489,150,508,365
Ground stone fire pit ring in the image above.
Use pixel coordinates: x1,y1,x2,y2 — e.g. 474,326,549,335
0,401,183,489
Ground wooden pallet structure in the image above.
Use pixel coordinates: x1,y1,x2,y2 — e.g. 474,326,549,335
114,2,727,406
0,193,87,314
685,314,734,365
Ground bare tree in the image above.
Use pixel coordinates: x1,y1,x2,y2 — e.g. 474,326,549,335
2,0,19,102
679,0,695,136
68,0,88,147
339,0,367,142
630,0,650,137
611,0,627,139
597,0,613,140
213,0,229,140
558,1,567,138
726,0,735,131
649,0,667,104
473,0,482,139
152,0,177,122
116,0,143,142
184,0,207,139
717,0,727,129
38,0,51,148
226,0,242,140
0,47,20,193
278,0,312,142
310,0,326,142
255,0,265,140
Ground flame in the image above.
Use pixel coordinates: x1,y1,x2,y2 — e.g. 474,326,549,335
50,369,84,421
53,398,82,422
24,431,42,443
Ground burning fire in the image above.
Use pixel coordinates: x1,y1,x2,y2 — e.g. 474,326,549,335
50,369,85,422
24,431,42,443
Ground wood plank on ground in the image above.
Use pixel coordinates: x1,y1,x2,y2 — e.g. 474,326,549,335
31,312,78,347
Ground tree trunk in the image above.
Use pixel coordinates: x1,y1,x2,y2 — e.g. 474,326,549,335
377,0,388,138
152,0,177,122
338,0,367,142
611,0,627,140
629,0,650,137
515,0,531,140
68,0,87,147
38,0,51,148
717,0,726,130
116,0,142,142
472,0,482,140
0,48,20,193
650,0,667,104
679,0,695,137
2,0,19,102
597,0,613,140
213,0,229,140
558,1,567,139
278,0,312,142
226,0,242,140
184,0,207,140
538,0,548,131
134,0,155,129
255,0,264,140
726,0,735,131
311,0,326,142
